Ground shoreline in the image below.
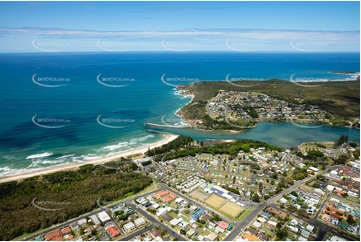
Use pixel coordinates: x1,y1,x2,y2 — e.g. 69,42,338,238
0,133,179,184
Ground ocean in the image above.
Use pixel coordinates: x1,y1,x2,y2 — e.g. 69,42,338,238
0,52,359,176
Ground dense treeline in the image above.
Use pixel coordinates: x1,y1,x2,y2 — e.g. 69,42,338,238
145,136,194,156
151,139,283,162
0,158,152,240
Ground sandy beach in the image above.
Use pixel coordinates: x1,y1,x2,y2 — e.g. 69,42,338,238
0,133,178,184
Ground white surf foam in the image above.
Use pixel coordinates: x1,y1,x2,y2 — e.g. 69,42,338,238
26,152,53,159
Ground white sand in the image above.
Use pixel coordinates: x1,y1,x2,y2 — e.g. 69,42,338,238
0,134,178,183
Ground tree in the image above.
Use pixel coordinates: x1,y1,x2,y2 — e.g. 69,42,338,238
276,222,282,230
276,229,288,240
252,193,260,203
180,229,186,235
347,214,356,225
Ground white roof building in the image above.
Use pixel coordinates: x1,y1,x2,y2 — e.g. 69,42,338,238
252,221,262,229
97,211,111,223
306,224,314,233
89,215,100,225
170,218,180,226
134,217,146,227
156,207,167,217
77,218,87,226
123,222,135,232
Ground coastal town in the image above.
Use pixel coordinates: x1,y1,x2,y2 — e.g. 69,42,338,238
205,90,358,129
24,137,360,242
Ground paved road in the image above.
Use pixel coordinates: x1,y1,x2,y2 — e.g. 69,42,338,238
268,204,359,241
124,200,186,241
224,171,326,241
119,224,155,241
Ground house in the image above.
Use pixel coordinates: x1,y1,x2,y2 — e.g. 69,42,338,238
298,236,308,241
134,217,146,227
70,222,79,231
243,232,261,241
191,208,205,220
268,221,277,227
288,226,298,233
61,227,71,235
301,229,310,238
326,185,335,192
207,232,218,241
257,217,267,223
306,224,314,233
175,197,184,203
89,215,101,226
186,229,196,237
314,188,325,196
290,219,298,226
215,226,225,234
208,222,216,229
262,212,271,218
170,218,180,226
106,226,120,238
123,222,136,233
97,211,111,223
217,221,229,230
257,233,269,241
178,221,189,229
252,221,262,229
280,198,289,204
77,218,87,226
151,229,161,238
162,214,173,222
128,214,138,221
156,207,167,217
247,228,258,236
287,194,297,201
201,214,212,221
45,229,62,241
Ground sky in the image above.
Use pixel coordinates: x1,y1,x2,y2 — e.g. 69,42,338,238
0,1,359,52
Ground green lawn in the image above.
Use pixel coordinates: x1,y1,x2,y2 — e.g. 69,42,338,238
238,208,253,221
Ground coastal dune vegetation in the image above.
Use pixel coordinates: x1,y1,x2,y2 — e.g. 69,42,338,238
0,158,152,240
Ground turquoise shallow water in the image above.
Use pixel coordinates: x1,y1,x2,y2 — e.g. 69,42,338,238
0,52,359,176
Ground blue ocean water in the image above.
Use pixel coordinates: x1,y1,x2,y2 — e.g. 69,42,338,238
0,52,359,176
